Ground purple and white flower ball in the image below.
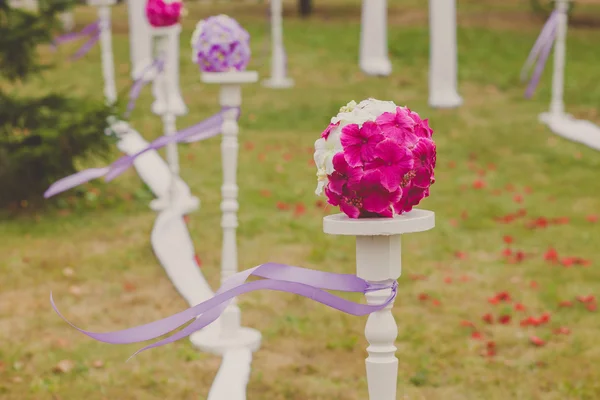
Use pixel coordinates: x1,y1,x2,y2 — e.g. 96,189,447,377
190,15,251,72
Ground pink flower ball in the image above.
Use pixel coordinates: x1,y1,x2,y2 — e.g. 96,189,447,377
145,0,182,28
314,99,436,219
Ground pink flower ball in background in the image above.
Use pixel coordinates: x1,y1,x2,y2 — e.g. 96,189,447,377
145,0,183,28
314,98,436,219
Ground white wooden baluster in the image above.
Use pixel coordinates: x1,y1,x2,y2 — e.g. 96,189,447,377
190,71,261,354
550,0,569,117
428,0,462,108
262,0,294,88
149,25,197,212
127,0,153,80
323,210,436,400
90,0,117,105
359,0,391,76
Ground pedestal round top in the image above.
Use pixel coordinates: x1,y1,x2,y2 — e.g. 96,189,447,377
323,209,435,236
201,71,259,84
150,24,182,37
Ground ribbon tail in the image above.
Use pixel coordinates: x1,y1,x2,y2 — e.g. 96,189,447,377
52,21,101,48
520,11,558,82
525,26,557,99
70,28,101,61
124,59,165,118
44,167,110,198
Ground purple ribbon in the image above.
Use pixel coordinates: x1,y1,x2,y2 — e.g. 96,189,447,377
51,263,397,358
522,11,558,98
52,20,102,61
43,108,238,198
124,58,165,118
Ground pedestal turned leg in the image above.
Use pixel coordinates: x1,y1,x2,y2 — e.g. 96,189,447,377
219,86,242,339
262,0,294,88
97,4,117,105
356,235,400,400
550,0,568,117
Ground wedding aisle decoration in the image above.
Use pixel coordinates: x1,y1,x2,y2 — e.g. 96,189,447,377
51,98,436,400
521,0,600,151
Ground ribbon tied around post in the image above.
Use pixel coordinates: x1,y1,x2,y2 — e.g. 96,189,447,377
521,11,558,98
51,263,398,359
52,20,102,61
125,57,165,118
43,107,239,199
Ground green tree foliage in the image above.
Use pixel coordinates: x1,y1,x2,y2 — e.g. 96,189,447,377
0,0,114,209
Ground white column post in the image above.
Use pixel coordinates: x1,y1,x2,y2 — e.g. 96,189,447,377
428,0,463,108
90,0,117,105
262,0,294,88
359,0,391,76
127,0,153,80
549,0,569,117
190,71,261,355
323,210,435,400
148,25,196,212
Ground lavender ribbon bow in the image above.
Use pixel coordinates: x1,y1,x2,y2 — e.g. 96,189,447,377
124,58,165,118
52,20,102,61
51,263,397,359
522,11,558,98
43,108,238,198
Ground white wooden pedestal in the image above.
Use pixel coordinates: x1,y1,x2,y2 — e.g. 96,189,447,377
538,0,600,151
89,0,117,105
262,0,294,89
323,210,435,400
190,71,262,355
428,0,462,109
359,0,391,76
149,25,198,213
126,0,153,80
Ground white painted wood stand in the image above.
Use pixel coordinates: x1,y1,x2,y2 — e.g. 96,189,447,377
359,0,391,76
127,0,153,80
538,0,600,151
89,0,117,105
323,210,435,400
428,0,462,108
148,25,198,212
190,71,262,355
262,0,294,88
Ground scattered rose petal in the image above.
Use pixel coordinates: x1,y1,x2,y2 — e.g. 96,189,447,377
459,275,470,282
513,194,523,204
432,299,442,307
471,331,483,340
498,315,511,324
444,277,453,284
455,251,467,260
514,303,526,312
559,300,573,308
276,202,290,211
294,203,306,217
418,293,429,301
482,313,494,324
183,215,191,224
283,153,292,161
587,215,598,223
473,180,486,189
530,336,545,347
460,320,474,328
244,141,255,150
503,235,513,245
123,282,136,292
530,281,538,289
194,254,202,267
554,327,570,335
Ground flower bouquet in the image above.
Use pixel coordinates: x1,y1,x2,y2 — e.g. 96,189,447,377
145,0,183,28
314,98,436,218
190,15,251,72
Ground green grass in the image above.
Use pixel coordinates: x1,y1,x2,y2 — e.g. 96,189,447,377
2,0,600,399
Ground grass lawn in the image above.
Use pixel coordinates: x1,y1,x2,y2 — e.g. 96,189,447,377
2,0,600,398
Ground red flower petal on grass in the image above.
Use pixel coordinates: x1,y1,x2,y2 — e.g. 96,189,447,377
449,219,458,227
244,141,255,150
530,336,546,347
471,332,483,340
260,189,272,198
502,248,513,257
276,202,290,210
524,186,532,194
183,215,191,224
561,257,575,268
418,293,429,301
554,327,570,335
482,313,494,324
514,303,526,312
448,161,456,168
432,299,442,307
530,281,539,289
444,277,453,284
294,203,306,217
587,303,597,312
194,254,202,267
123,282,136,292
459,275,471,282
460,320,475,328
496,291,512,302
315,200,325,208
503,235,514,245
587,215,598,223
552,216,570,225
498,315,511,324
576,295,595,304
513,194,523,204
455,251,467,260
559,300,573,307
473,180,486,189
544,247,559,262
488,297,500,305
